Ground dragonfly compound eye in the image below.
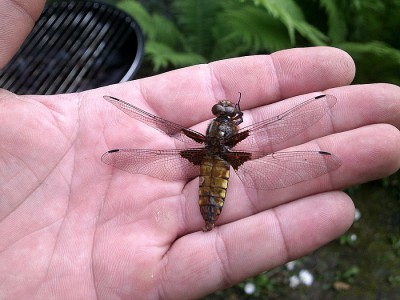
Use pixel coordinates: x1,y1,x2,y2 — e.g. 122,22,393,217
212,103,225,116
212,100,236,116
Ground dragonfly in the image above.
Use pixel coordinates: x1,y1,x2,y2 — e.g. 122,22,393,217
101,94,341,231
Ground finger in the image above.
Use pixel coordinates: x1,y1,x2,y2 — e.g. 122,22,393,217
240,83,400,152
326,124,400,187
330,83,400,130
100,47,354,126
179,123,400,232
160,191,354,299
0,0,45,68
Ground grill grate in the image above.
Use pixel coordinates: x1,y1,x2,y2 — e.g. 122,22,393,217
0,1,144,95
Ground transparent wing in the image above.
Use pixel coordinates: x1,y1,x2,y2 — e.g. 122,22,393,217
232,95,336,152
101,148,203,181
235,150,341,190
103,96,205,147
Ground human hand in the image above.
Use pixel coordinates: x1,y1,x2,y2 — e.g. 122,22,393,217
0,0,45,68
1,5,400,298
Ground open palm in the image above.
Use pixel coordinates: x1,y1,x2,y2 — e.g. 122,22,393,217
1,46,400,299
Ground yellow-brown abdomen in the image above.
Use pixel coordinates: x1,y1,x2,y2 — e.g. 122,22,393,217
198,156,230,231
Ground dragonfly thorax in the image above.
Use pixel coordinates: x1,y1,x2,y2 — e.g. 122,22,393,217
205,118,239,155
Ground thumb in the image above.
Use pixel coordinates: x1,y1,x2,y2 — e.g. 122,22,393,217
0,0,45,68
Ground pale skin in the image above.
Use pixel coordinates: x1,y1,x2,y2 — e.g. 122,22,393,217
1,1,400,299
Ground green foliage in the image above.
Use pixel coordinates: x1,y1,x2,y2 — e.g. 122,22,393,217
172,0,220,57
318,0,347,43
117,0,330,72
322,0,400,84
117,0,400,84
214,4,292,56
388,274,400,286
334,265,360,284
118,0,207,71
253,0,328,45
339,41,400,84
145,41,205,71
339,233,358,246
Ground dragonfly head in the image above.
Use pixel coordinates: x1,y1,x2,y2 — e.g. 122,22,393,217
212,100,239,117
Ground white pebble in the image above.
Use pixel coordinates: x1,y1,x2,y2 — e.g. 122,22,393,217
350,233,357,241
299,269,314,286
286,260,296,270
354,208,361,221
289,275,301,288
244,282,256,294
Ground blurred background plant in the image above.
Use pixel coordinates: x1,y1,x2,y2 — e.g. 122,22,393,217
112,0,400,85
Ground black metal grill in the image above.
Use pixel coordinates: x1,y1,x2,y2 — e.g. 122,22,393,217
0,1,144,95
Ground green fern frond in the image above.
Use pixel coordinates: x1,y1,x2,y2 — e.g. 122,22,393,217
213,5,291,58
117,0,156,39
146,41,206,71
251,0,327,45
339,41,400,64
172,0,220,56
295,21,328,45
118,0,183,47
252,0,306,44
151,14,184,47
338,41,400,84
318,0,347,43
